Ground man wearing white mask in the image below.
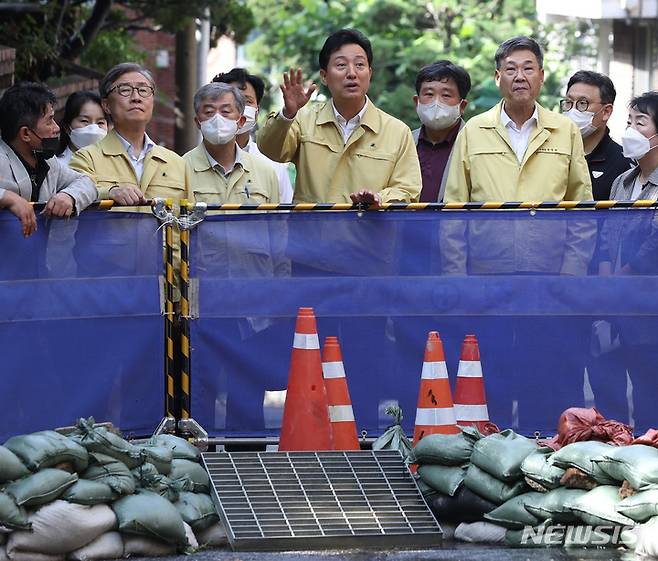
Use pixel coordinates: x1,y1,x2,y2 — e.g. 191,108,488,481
213,69,294,204
412,61,471,202
183,82,279,205
562,71,631,200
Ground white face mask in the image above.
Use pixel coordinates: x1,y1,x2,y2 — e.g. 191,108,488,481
416,99,461,131
622,127,658,160
237,105,257,135
200,113,238,145
563,108,598,139
69,124,107,149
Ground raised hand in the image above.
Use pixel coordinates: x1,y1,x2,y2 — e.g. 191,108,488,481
280,68,317,119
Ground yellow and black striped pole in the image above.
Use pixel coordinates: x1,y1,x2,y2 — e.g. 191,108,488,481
164,200,177,422
179,201,192,421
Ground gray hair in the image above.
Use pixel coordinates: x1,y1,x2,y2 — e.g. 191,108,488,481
495,36,544,70
193,82,245,115
99,63,156,98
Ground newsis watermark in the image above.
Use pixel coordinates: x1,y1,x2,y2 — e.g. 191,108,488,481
520,523,636,547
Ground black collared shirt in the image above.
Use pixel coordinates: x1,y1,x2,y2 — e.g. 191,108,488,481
11,147,50,202
585,129,633,200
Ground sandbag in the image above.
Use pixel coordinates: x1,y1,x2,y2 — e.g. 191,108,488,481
7,500,116,555
565,485,636,527
69,419,144,469
4,550,64,561
67,531,124,561
61,479,117,506
454,521,506,543
6,469,78,507
122,535,176,556
505,520,561,548
135,445,172,475
470,429,537,482
131,462,159,487
633,516,658,557
194,522,228,547
112,491,187,545
617,489,658,523
183,521,198,549
417,464,466,497
524,487,587,523
416,479,439,502
371,406,412,459
520,446,564,490
593,444,658,490
483,492,542,530
0,446,29,483
548,441,617,484
81,453,135,496
463,464,528,505
407,428,479,466
563,525,621,548
429,486,497,523
175,492,219,531
168,459,210,494
147,435,200,462
0,492,30,530
4,431,88,473
138,473,189,502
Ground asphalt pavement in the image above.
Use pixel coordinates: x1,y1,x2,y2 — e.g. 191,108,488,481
136,544,634,561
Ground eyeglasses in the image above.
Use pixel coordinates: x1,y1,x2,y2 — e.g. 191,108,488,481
109,84,155,98
559,98,601,112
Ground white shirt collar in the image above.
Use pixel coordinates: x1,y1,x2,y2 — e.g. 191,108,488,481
115,131,155,161
204,144,241,176
500,104,539,131
332,97,369,143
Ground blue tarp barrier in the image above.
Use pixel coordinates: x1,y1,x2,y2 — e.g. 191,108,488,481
0,211,164,441
190,208,658,438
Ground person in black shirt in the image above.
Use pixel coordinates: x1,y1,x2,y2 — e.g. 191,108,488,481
0,83,97,237
561,70,631,200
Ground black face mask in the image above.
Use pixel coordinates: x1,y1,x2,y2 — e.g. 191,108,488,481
30,129,60,160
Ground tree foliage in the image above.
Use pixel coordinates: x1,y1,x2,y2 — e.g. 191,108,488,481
0,0,254,81
247,0,597,126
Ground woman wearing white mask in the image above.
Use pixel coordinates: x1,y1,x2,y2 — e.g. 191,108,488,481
57,91,109,165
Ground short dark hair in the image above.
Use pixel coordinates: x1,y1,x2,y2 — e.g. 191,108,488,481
495,36,544,69
213,68,265,105
567,70,616,105
99,63,155,98
414,60,472,98
0,82,57,143
629,91,658,131
58,90,107,154
318,29,373,70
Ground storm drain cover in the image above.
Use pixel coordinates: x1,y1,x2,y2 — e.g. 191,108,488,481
201,450,442,551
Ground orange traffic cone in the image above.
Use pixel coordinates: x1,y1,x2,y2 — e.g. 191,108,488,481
279,307,333,451
412,331,459,445
322,336,360,451
454,334,492,433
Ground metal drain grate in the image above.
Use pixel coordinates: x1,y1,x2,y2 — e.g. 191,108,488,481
201,450,442,551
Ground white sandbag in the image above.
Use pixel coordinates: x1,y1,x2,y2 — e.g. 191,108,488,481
194,522,228,547
634,516,658,558
454,521,506,543
7,500,116,555
183,522,198,549
122,535,176,557
67,532,123,560
7,551,64,561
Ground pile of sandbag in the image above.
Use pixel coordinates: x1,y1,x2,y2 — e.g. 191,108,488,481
0,419,227,560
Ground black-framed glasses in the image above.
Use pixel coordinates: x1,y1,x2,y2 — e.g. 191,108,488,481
109,84,155,98
559,98,599,112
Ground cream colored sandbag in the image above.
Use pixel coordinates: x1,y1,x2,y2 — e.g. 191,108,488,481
67,532,123,561
7,501,116,555
183,522,198,550
194,522,228,547
122,535,176,557
4,547,64,561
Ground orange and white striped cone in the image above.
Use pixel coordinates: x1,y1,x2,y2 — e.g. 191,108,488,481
412,331,459,445
322,336,360,451
279,307,333,451
454,334,493,433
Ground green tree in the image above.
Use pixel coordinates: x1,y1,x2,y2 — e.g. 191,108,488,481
247,0,596,127
0,0,254,81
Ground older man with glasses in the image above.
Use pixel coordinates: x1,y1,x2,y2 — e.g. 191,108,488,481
70,62,192,205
